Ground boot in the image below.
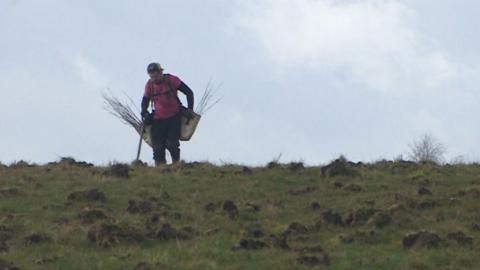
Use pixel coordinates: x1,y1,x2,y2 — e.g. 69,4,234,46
153,147,166,166
169,148,181,163
155,159,166,166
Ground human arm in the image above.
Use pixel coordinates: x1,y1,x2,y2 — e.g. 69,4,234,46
141,82,151,118
141,96,150,117
178,82,194,110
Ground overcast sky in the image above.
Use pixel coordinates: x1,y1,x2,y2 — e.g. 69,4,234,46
1,0,479,166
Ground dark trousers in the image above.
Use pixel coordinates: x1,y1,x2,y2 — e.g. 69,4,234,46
150,112,181,164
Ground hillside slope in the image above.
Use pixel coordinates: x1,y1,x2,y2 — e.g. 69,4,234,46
0,159,479,269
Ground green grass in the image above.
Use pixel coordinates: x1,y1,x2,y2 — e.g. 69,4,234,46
0,160,479,269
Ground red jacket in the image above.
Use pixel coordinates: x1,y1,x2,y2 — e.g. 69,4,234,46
143,74,182,120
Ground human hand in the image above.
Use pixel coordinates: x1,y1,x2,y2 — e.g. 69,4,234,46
141,110,149,121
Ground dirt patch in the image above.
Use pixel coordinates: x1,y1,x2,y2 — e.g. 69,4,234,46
148,213,163,224
333,181,344,188
25,233,51,245
56,157,94,168
152,211,181,225
418,187,432,196
78,208,108,224
183,161,209,169
67,189,107,203
128,200,155,214
0,188,20,197
9,160,35,169
343,184,362,192
127,198,171,214
367,212,392,228
322,210,344,226
223,200,238,219
87,223,144,248
344,208,378,226
321,156,357,177
284,222,309,236
310,201,321,210
289,186,318,196
234,166,253,175
248,229,265,238
204,202,220,212
403,231,442,249
297,255,330,267
288,162,305,172
131,160,148,167
447,231,473,248
242,166,254,175
0,259,20,270
104,163,130,178
157,224,195,241
243,223,265,238
266,161,281,169
236,239,269,250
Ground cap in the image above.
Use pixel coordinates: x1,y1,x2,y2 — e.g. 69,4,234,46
147,63,163,73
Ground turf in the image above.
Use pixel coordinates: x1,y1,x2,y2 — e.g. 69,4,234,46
0,159,479,269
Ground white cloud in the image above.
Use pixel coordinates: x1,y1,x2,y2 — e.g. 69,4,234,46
233,0,460,93
70,53,110,89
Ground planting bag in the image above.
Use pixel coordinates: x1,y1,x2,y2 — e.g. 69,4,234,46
180,108,201,141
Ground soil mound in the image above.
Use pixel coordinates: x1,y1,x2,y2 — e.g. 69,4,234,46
289,186,318,196
104,163,130,178
157,224,195,241
345,208,378,226
223,200,238,219
322,210,344,226
321,156,357,177
367,212,392,228
297,255,330,267
87,223,143,248
403,231,442,249
67,189,107,203
78,208,108,224
237,239,269,250
24,233,51,245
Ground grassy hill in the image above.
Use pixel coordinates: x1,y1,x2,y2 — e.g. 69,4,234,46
0,158,479,270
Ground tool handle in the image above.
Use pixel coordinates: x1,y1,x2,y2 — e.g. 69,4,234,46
136,123,145,161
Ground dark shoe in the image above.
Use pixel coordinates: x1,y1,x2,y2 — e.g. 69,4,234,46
155,160,166,166
153,148,166,165
169,149,181,163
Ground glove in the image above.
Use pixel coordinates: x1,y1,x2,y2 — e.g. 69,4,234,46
141,110,149,121
186,108,195,119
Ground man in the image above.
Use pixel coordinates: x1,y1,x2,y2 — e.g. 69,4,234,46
141,63,194,165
